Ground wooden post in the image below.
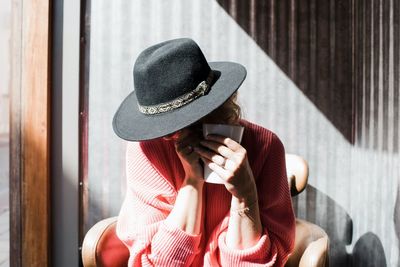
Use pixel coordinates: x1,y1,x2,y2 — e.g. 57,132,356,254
10,0,51,266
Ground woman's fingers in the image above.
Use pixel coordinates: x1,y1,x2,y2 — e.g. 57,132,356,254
194,146,226,166
198,134,248,169
196,135,256,199
195,146,238,173
199,140,234,160
201,157,232,181
205,134,243,152
175,130,197,146
180,145,194,155
176,142,197,157
174,130,202,158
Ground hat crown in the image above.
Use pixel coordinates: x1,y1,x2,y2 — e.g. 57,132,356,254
134,38,211,106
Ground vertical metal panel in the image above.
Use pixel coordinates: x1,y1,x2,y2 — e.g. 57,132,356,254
354,0,399,160
352,0,400,266
83,0,399,265
0,0,10,136
394,0,400,153
382,0,390,152
52,0,81,266
0,0,11,265
9,0,22,265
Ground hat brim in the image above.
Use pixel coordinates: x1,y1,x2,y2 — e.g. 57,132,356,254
112,61,246,141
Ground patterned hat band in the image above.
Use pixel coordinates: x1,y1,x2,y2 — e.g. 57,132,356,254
138,71,214,115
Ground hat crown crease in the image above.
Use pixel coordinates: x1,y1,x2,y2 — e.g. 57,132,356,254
133,38,211,107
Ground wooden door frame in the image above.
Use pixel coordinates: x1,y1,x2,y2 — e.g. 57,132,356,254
10,0,51,266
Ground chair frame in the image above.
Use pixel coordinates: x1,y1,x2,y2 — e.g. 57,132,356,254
82,154,329,267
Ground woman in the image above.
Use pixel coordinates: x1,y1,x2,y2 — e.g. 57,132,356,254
113,38,295,266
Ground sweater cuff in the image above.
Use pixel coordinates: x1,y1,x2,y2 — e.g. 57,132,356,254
218,231,276,266
151,221,202,265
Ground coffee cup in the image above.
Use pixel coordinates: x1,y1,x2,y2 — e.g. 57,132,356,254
202,124,244,184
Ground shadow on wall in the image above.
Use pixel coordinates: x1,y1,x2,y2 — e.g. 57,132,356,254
293,185,352,266
293,185,387,267
352,232,387,267
216,0,353,143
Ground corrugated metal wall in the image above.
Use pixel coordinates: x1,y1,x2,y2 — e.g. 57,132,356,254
217,0,354,143
354,0,399,153
0,1,11,265
0,0,11,136
351,0,400,265
84,0,399,266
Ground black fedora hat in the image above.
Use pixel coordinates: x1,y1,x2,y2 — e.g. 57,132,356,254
112,38,246,141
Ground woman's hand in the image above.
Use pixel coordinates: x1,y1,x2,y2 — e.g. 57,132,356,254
195,134,263,249
162,127,205,235
195,134,257,200
172,128,204,186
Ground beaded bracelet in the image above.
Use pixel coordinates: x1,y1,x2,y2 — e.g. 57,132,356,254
231,200,258,217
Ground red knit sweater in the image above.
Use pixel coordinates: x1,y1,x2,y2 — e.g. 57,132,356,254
116,119,295,266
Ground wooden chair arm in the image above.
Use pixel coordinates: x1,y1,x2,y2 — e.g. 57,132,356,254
286,219,329,267
286,154,309,196
82,217,129,267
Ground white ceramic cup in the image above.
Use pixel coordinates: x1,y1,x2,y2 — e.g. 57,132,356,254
202,124,244,184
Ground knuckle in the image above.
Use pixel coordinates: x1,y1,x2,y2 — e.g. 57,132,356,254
211,154,219,162
217,146,225,154
225,138,234,146
233,153,242,162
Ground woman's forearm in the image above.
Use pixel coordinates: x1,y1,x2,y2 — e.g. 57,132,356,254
225,191,263,249
165,179,204,235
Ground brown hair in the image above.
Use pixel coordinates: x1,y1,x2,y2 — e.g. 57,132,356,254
200,93,242,125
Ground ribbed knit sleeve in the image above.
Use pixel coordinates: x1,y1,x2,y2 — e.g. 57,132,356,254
116,142,202,267
256,133,295,266
204,130,295,267
217,231,276,266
